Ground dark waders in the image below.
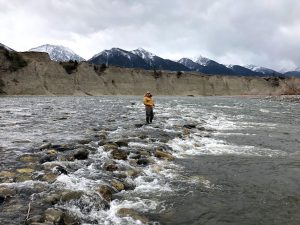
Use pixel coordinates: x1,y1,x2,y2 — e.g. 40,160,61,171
146,106,154,124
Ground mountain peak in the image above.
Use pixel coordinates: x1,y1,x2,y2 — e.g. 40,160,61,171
29,44,85,62
131,48,156,61
194,55,212,66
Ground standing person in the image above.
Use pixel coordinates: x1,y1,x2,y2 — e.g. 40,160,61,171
143,91,155,124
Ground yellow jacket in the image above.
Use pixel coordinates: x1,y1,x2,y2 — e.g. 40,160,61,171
144,96,154,107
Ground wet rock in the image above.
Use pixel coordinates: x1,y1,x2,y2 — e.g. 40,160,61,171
39,154,57,164
154,150,175,161
44,193,61,205
16,168,34,173
127,169,141,178
129,153,141,160
137,158,150,166
138,149,151,157
73,148,89,160
117,208,149,224
0,171,15,182
38,143,52,151
183,124,196,129
103,143,119,151
134,123,144,128
0,186,17,197
111,149,127,160
62,212,80,225
26,215,44,224
18,154,40,163
77,139,91,145
42,172,58,183
104,163,118,172
61,190,84,202
52,144,75,152
54,165,68,175
97,185,112,202
111,179,125,192
183,128,190,136
14,174,32,182
115,140,129,147
46,149,58,155
44,208,64,223
29,222,53,225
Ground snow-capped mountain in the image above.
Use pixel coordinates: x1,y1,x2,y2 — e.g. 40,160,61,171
226,64,263,76
131,48,155,65
89,48,151,69
179,57,235,75
194,55,212,66
245,64,280,76
89,48,189,71
29,44,85,62
0,43,14,51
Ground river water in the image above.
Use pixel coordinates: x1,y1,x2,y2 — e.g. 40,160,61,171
0,96,300,225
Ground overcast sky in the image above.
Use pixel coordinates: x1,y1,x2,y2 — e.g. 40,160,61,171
0,0,299,71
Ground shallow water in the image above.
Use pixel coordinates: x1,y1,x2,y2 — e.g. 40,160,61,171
0,96,300,224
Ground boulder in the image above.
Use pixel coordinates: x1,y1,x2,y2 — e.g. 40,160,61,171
73,148,89,160
154,150,175,160
117,208,149,224
97,185,112,202
16,168,34,173
137,158,150,166
44,208,64,223
111,180,125,192
61,190,83,202
183,124,196,129
111,149,127,160
115,140,129,147
62,212,80,225
103,143,119,151
39,154,57,164
104,163,118,172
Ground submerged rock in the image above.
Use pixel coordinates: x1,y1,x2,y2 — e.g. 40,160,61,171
73,148,89,160
104,162,118,172
117,208,149,224
103,143,119,151
154,150,175,160
39,155,57,164
97,185,112,202
44,208,64,223
111,179,125,192
111,149,127,160
183,124,197,129
61,190,84,202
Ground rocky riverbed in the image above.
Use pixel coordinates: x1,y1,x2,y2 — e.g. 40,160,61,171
1,96,300,225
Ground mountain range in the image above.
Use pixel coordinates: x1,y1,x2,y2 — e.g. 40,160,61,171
2,43,299,77
29,44,85,62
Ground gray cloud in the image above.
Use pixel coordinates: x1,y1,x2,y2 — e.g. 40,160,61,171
0,0,299,70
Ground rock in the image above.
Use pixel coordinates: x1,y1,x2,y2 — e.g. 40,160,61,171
183,128,190,135
129,153,141,160
38,143,52,151
138,150,150,157
127,169,141,178
0,195,5,204
104,163,118,172
73,148,89,160
111,149,127,160
183,124,196,129
0,186,17,197
54,165,68,175
14,174,32,182
97,185,112,202
42,172,58,183
30,222,53,225
0,171,15,179
134,123,144,128
115,140,129,147
52,144,75,152
16,168,34,173
103,143,119,151
111,180,125,192
117,208,149,224
26,215,44,224
44,208,64,223
154,150,175,160
61,190,83,202
77,139,91,145
44,193,61,205
137,158,150,166
18,154,40,163
39,154,57,164
62,212,80,225
47,149,58,155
